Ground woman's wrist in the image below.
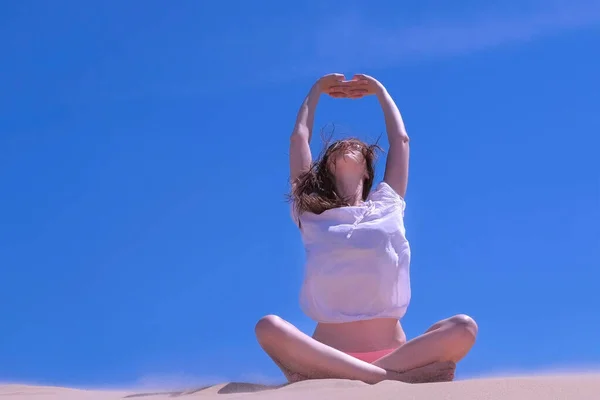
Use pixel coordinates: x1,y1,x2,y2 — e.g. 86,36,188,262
374,82,388,97
306,83,323,104
313,79,329,96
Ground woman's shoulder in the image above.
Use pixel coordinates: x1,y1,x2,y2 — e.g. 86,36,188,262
368,181,406,206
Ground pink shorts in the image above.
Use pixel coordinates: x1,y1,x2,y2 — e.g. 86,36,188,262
346,348,397,363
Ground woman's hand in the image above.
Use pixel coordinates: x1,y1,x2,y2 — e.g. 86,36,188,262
348,74,386,98
315,73,348,98
313,73,386,99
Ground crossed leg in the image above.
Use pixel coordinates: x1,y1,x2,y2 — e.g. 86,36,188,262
255,314,477,384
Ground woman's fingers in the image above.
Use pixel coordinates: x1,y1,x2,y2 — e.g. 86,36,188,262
317,73,346,94
325,84,349,98
327,88,368,99
322,75,374,98
352,73,374,81
328,91,347,98
348,87,369,98
328,84,349,92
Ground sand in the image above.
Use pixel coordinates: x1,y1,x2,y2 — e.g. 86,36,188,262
2,373,599,400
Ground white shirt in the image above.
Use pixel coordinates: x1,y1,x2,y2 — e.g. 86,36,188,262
292,181,411,323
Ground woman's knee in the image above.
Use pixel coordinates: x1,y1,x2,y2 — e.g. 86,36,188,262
255,314,287,344
444,314,478,342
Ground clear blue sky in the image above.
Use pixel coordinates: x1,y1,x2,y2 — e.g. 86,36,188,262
1,0,599,389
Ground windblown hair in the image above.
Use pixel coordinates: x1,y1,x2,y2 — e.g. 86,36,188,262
290,135,381,217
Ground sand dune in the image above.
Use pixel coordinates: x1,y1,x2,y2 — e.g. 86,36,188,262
2,373,599,399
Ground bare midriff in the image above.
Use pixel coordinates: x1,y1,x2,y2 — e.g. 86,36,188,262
312,318,407,353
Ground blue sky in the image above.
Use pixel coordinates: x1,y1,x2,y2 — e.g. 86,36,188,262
1,0,599,389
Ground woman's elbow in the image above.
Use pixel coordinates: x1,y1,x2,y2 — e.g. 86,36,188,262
390,134,410,146
290,130,309,144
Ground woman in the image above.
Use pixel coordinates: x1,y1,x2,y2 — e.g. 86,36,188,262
255,73,478,384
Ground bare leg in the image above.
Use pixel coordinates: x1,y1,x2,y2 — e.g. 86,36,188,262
255,315,456,384
255,315,391,384
373,314,478,374
270,354,309,383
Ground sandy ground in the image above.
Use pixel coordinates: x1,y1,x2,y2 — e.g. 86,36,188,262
2,373,599,400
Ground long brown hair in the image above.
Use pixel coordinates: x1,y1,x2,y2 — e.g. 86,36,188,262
289,136,381,217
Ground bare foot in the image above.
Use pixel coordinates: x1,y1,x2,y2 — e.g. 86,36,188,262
284,370,308,383
275,360,310,383
390,361,456,384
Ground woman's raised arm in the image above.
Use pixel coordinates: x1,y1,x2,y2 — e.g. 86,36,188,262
290,74,347,183
351,74,410,198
